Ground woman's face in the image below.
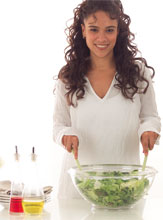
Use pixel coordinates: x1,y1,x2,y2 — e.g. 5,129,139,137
81,10,118,60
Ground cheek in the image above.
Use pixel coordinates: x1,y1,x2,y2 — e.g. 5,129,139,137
85,34,95,45
110,34,118,45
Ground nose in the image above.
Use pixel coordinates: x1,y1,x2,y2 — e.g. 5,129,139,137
96,31,108,43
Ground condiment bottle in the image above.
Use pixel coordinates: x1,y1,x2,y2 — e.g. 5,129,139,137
22,147,44,215
9,146,24,215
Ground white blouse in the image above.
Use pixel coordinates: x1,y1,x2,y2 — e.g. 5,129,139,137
53,66,161,199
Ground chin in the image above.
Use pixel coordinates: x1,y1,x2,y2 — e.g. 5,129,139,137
94,52,112,59
91,49,114,59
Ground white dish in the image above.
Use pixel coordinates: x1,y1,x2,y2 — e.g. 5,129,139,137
0,180,53,209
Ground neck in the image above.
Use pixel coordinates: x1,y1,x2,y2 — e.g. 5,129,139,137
90,53,116,72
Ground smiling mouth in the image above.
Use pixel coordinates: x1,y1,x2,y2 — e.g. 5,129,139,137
95,44,109,49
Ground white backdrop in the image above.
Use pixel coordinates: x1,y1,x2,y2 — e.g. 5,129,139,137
0,0,162,197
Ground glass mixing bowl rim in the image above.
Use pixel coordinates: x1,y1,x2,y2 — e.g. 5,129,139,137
69,163,158,178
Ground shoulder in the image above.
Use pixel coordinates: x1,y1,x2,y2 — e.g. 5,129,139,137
135,61,153,80
54,78,67,96
135,61,154,93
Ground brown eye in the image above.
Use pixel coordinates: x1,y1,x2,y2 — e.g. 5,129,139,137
106,28,114,33
90,28,98,32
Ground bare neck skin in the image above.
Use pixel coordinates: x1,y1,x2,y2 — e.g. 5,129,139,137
86,55,116,99
88,53,116,78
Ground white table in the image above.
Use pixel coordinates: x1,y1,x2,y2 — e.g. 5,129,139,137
0,195,163,220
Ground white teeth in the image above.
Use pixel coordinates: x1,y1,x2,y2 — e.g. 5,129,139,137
96,45,108,48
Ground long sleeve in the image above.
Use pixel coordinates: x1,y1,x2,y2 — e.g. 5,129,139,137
53,79,79,147
138,67,161,144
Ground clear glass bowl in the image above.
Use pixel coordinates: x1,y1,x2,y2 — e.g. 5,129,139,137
68,164,157,209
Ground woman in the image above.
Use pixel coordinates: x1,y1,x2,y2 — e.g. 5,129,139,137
53,0,161,199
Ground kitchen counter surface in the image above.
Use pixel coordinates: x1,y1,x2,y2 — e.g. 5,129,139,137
0,195,163,220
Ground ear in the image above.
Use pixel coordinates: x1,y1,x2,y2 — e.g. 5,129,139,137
81,24,86,38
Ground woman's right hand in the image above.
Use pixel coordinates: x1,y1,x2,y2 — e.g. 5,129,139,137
62,135,79,159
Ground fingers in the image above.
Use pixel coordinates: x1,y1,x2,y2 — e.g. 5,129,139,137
141,131,158,156
73,142,78,160
62,135,79,159
141,132,149,156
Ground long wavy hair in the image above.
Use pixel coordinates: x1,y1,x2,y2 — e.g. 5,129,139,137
58,0,155,106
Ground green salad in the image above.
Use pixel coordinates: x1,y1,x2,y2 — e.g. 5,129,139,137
75,170,149,208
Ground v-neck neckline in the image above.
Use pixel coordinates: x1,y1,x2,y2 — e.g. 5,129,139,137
85,75,116,101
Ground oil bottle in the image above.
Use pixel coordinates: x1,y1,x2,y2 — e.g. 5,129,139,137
9,146,24,215
22,147,44,215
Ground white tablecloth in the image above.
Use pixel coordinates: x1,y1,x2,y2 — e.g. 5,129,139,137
0,195,163,220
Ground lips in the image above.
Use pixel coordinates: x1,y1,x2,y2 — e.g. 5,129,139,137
95,44,109,49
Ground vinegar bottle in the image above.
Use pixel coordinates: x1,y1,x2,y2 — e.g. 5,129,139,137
9,146,24,215
22,147,44,215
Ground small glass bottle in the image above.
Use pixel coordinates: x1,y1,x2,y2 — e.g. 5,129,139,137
22,147,44,215
9,146,24,215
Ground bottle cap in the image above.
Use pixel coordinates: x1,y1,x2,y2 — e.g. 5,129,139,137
14,146,20,161
31,147,37,162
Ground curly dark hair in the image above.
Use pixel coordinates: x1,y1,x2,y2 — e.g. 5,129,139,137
58,0,155,106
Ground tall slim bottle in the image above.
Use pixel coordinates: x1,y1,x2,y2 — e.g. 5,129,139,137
22,147,44,215
9,146,24,215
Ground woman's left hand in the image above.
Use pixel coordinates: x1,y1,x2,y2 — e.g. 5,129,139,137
141,131,159,156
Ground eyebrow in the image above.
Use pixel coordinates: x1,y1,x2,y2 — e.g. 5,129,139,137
88,25,117,29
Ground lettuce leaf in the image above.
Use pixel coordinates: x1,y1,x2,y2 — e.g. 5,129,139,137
75,171,149,208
